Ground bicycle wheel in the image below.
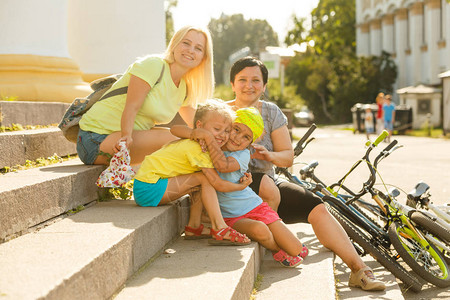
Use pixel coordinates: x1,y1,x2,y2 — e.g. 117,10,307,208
411,211,450,242
326,204,422,292
388,221,450,287
410,211,450,264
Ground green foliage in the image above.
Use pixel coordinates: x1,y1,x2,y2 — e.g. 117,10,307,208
109,180,134,200
68,205,85,215
265,79,304,110
1,154,70,174
284,0,397,124
213,84,235,101
208,14,279,84
165,0,177,45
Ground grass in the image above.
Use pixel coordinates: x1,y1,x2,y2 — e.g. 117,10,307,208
0,123,57,133
0,154,73,174
249,273,264,300
402,128,448,139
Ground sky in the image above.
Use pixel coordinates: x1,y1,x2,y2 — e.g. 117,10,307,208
171,0,320,45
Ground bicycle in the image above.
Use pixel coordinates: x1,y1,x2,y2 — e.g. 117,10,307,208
386,182,450,265
275,125,423,292
293,128,450,288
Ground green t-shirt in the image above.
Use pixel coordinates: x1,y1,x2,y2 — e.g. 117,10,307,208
79,56,187,134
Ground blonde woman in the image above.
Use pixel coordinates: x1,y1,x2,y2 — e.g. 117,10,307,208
77,25,214,165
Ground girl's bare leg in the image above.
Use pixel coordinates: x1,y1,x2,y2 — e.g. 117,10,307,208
308,204,366,272
95,128,177,165
232,219,279,252
185,190,211,237
267,220,303,256
159,172,250,242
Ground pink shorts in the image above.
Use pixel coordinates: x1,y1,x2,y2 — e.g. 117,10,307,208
224,202,281,228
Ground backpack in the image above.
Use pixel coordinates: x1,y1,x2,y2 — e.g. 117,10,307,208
58,64,165,143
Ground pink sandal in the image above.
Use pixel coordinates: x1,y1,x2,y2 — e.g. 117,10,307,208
208,226,251,246
184,224,211,240
299,244,309,258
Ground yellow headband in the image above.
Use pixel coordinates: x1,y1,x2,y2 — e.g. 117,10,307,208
234,107,264,142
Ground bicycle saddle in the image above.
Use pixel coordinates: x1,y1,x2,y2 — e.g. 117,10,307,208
407,181,430,199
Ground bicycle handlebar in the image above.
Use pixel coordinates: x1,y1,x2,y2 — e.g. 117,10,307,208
381,139,398,153
372,130,389,147
294,124,317,157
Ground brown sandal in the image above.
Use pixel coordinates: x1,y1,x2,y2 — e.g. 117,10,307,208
208,226,251,246
184,224,211,240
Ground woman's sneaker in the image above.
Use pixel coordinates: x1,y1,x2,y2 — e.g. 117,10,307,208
272,249,303,267
348,266,386,291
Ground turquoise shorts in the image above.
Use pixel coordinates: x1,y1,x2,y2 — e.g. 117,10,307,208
133,178,168,207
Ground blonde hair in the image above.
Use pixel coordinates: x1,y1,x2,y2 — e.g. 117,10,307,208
164,26,214,107
193,99,234,128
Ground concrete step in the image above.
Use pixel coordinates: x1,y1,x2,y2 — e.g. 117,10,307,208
0,127,77,169
254,223,405,300
0,100,69,127
114,235,263,300
0,197,189,300
0,158,104,242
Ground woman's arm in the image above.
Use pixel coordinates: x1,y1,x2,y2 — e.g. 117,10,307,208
118,75,151,150
201,168,251,192
178,106,196,128
170,126,240,173
251,125,294,168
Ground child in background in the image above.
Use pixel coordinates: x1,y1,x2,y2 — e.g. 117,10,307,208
383,94,396,143
364,105,374,140
133,100,251,245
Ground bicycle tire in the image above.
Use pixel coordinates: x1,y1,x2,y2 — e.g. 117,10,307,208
410,211,450,264
388,221,450,287
411,211,450,242
326,204,422,292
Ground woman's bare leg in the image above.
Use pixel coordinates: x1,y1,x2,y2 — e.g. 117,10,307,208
259,175,281,211
308,204,366,272
95,128,177,165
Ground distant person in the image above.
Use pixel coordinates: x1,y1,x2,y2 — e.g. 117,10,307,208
375,92,385,134
364,105,374,140
383,94,395,142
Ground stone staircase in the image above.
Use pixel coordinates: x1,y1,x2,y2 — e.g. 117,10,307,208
0,101,406,299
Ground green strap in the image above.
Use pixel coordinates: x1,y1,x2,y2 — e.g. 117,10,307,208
99,64,165,101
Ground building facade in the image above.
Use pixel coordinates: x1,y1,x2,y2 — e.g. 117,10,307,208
356,0,450,132
356,0,449,89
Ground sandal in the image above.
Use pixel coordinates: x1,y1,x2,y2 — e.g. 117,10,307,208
299,244,309,258
272,249,303,267
184,224,211,240
208,226,251,246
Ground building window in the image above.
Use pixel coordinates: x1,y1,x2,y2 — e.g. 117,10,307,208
417,99,431,114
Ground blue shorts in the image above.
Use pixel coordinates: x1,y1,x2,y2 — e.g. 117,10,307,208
77,129,108,165
133,178,168,207
384,120,393,131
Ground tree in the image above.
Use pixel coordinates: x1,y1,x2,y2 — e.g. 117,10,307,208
165,0,177,45
208,14,279,84
285,0,397,123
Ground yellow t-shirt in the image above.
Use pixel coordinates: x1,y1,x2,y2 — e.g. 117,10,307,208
80,56,188,135
135,139,214,183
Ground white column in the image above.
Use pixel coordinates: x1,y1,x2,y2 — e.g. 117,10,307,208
382,14,395,54
395,8,409,88
370,19,382,55
67,0,165,82
426,0,442,85
0,0,91,102
410,2,424,85
357,22,370,56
